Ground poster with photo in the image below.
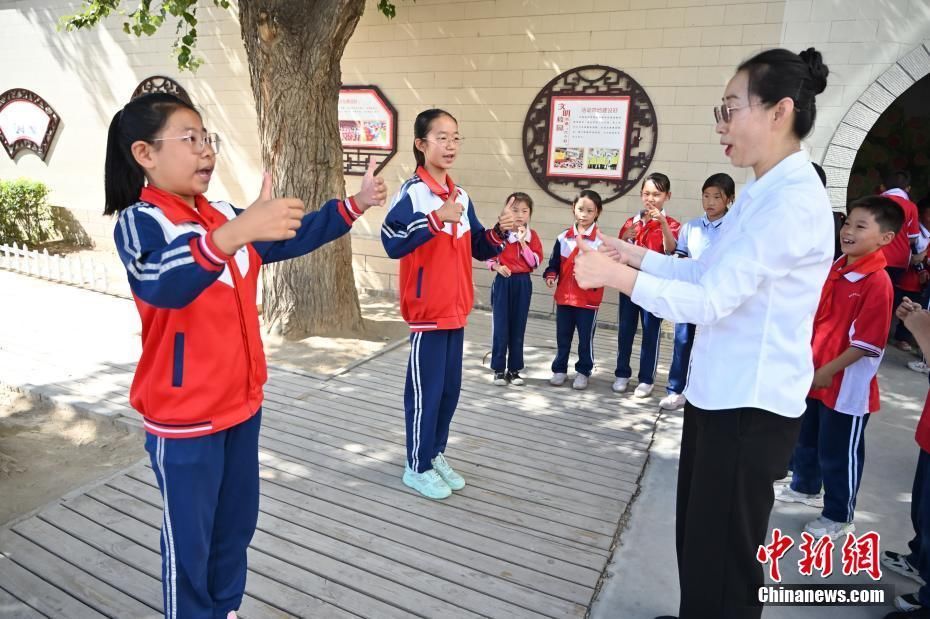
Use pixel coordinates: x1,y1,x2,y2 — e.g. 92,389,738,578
338,88,394,150
546,96,631,180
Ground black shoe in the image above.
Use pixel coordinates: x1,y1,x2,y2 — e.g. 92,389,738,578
507,371,525,386
493,371,508,386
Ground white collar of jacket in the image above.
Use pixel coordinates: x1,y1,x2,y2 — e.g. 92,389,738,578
568,223,598,239
742,150,810,206
507,228,534,244
701,214,726,228
882,187,910,200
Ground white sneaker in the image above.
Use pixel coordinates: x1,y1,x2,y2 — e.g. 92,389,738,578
804,515,854,540
774,484,824,508
774,471,793,486
909,360,930,374
633,382,654,398
550,372,567,386
659,393,686,410
572,374,589,390
611,377,629,393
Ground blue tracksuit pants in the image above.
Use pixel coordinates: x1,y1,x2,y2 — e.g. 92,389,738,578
490,273,532,373
790,398,869,523
615,292,663,384
145,409,262,619
551,304,598,376
667,322,696,395
405,329,464,473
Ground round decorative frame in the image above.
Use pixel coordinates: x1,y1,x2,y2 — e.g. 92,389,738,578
522,65,658,205
131,76,192,105
340,85,398,177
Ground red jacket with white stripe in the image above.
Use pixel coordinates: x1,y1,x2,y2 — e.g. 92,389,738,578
488,228,544,275
543,224,605,309
114,186,361,438
381,168,505,331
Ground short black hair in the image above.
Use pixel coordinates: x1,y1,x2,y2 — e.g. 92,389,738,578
883,170,911,191
846,195,904,234
573,189,603,214
642,172,671,194
702,173,735,199
506,191,534,213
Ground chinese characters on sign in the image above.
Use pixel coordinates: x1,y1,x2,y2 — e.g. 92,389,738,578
0,89,60,162
757,528,883,582
338,88,394,151
546,96,631,180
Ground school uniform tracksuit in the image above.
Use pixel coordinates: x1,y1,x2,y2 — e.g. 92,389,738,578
615,212,680,385
906,386,930,607
115,185,362,618
489,229,544,373
544,224,604,376
382,166,504,473
790,252,892,524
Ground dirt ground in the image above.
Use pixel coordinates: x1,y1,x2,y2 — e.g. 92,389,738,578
0,387,144,527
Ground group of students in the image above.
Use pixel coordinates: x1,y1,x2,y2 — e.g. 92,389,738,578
101,43,927,619
482,171,737,410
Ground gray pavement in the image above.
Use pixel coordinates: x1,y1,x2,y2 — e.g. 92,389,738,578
591,346,927,619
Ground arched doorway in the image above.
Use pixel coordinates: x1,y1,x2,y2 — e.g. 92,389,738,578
822,42,930,209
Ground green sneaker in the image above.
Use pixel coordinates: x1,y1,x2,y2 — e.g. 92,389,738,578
431,453,466,491
403,464,451,499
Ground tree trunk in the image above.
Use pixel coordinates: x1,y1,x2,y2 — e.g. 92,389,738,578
239,0,365,339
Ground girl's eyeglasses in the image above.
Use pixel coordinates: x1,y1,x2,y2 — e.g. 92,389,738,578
152,132,221,154
713,103,756,124
425,136,465,147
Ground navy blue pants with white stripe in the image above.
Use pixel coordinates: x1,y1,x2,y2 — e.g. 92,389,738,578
615,292,663,384
405,329,464,473
490,273,532,372
551,305,597,376
667,322,696,395
907,449,930,605
790,398,869,523
145,410,261,619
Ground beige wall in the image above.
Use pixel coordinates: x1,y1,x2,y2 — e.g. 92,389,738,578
2,0,929,323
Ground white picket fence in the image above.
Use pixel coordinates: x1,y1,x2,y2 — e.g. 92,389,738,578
0,243,127,298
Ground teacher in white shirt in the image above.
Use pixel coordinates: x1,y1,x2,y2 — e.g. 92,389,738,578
575,47,833,619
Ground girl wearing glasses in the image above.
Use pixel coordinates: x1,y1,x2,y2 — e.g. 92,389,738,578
382,108,515,499
105,92,385,619
613,172,681,398
574,48,832,619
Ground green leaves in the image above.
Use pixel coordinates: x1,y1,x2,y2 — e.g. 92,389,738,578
61,0,209,72
0,179,55,246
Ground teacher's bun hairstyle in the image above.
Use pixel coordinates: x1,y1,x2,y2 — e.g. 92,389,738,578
738,47,829,139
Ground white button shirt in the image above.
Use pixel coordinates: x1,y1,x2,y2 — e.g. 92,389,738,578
675,213,727,261
631,151,834,418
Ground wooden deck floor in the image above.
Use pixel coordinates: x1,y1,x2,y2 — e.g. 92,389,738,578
0,305,671,618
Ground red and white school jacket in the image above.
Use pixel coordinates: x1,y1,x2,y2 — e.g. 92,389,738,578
114,185,361,438
543,224,605,310
808,251,893,416
381,167,505,331
488,228,544,275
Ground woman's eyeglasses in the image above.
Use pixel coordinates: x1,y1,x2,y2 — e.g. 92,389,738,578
152,132,221,154
713,103,756,124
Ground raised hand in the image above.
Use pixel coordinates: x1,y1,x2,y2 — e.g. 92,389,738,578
574,236,616,290
213,171,305,254
498,197,516,232
353,159,387,211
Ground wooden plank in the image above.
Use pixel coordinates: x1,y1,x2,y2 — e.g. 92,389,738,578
0,530,157,618
0,554,102,619
87,482,408,619
258,480,593,605
0,585,48,618
255,431,616,551
259,408,625,519
65,493,355,619
259,419,628,530
12,516,163,612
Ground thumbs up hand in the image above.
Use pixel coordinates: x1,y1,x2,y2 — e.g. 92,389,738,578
213,170,305,254
573,236,614,290
353,159,387,211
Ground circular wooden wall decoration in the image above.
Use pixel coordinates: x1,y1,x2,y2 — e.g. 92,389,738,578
131,76,192,105
522,65,658,205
